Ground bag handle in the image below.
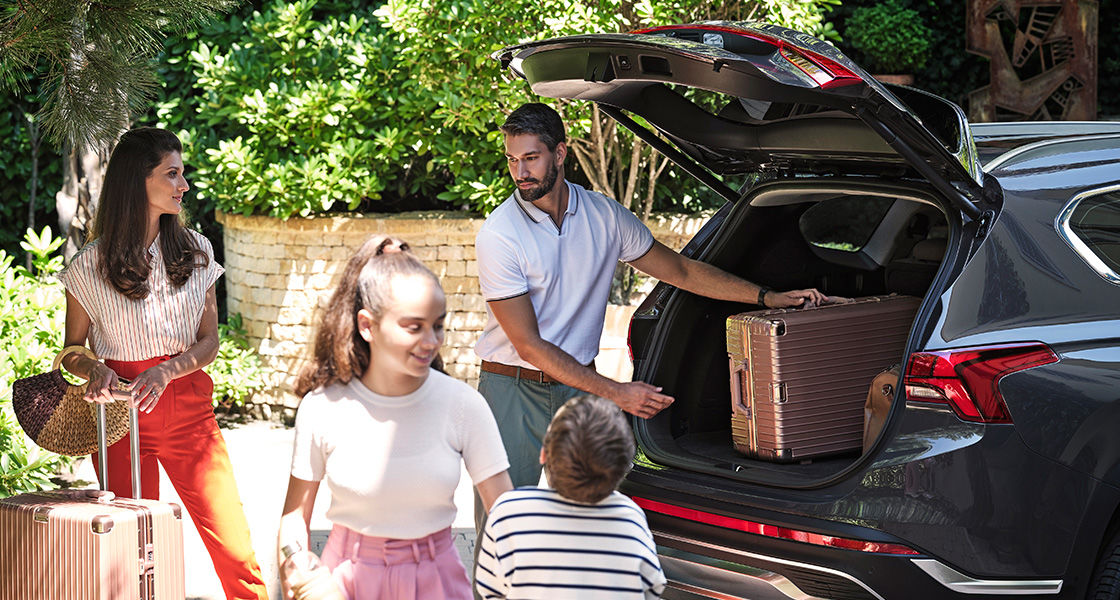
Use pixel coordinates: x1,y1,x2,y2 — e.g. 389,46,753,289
52,344,98,374
54,345,141,499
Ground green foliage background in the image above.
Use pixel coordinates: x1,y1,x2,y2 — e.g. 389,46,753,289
1,0,1118,258
844,0,933,73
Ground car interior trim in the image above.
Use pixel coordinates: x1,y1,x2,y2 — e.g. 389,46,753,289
1055,183,1120,286
911,559,1063,595
659,545,823,600
656,532,887,600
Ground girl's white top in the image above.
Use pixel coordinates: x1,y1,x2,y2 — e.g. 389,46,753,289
58,230,224,361
290,370,509,539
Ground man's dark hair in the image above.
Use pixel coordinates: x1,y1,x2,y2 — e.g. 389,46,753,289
500,103,566,150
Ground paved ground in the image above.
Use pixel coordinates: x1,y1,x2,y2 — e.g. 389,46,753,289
73,420,480,600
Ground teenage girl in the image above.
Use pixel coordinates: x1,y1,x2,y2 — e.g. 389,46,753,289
279,235,512,600
59,127,268,599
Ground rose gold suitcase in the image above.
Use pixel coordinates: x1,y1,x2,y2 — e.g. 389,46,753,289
726,295,921,462
0,403,185,599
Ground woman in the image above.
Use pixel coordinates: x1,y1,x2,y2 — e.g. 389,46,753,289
58,127,268,600
278,236,512,600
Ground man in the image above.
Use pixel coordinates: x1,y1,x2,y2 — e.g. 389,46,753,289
475,103,826,491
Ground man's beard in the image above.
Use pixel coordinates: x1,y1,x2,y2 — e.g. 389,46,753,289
518,161,560,203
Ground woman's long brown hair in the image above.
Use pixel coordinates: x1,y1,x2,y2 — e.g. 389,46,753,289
295,236,445,397
90,128,207,299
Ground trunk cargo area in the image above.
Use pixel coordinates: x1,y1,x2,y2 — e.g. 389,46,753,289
633,180,954,486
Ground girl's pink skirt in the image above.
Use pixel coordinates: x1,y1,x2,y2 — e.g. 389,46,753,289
320,524,472,600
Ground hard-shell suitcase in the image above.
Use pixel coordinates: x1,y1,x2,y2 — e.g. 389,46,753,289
726,295,921,462
0,402,185,599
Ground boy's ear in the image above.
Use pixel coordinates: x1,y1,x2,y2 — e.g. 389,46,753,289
539,446,546,465
356,308,376,342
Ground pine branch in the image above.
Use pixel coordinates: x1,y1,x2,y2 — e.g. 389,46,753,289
0,0,241,150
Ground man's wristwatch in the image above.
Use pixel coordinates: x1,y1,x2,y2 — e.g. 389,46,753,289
757,286,770,307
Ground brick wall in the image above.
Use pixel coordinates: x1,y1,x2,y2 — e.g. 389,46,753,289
217,210,709,420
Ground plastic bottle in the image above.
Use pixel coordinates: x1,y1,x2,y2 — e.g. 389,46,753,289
280,541,346,600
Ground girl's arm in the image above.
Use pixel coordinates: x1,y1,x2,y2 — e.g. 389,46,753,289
476,470,513,513
130,283,220,413
278,475,321,599
62,291,121,404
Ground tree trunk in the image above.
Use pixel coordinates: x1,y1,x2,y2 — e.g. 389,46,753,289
56,144,108,261
26,118,40,270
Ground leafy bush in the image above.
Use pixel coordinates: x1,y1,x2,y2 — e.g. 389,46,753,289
845,0,933,73
148,0,843,219
210,313,268,408
193,0,437,219
0,227,71,496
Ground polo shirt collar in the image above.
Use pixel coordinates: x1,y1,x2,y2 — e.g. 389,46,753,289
514,181,579,224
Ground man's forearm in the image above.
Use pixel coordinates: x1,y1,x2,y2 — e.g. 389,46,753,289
517,339,618,398
676,258,763,303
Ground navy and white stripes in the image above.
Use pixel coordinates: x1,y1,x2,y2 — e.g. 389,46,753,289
476,488,665,599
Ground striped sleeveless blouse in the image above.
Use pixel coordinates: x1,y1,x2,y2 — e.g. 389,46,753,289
57,229,224,361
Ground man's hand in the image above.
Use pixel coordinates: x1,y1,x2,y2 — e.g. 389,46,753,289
765,288,829,309
610,381,674,419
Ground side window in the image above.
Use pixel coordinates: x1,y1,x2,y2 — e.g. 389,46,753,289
800,196,894,252
1060,189,1120,284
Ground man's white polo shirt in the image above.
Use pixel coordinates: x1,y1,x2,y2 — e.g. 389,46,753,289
475,181,654,369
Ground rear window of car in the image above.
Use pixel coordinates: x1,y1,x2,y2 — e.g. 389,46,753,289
1064,190,1120,283
800,196,894,252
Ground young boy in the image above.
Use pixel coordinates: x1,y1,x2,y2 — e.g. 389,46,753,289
475,395,666,599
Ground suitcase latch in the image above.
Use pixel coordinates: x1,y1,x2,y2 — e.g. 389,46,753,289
33,506,51,523
771,382,787,404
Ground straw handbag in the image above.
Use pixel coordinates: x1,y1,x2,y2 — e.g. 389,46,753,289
10,346,130,456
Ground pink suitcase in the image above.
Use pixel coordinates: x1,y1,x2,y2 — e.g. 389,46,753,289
726,295,921,462
0,403,185,599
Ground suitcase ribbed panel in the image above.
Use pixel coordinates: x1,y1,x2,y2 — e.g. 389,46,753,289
0,492,184,600
727,295,921,461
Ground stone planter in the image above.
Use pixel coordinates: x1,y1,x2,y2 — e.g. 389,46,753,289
217,209,710,420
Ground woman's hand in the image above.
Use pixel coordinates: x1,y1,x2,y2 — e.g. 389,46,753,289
84,363,125,405
129,363,174,413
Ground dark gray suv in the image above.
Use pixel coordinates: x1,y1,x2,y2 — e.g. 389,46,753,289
498,22,1120,600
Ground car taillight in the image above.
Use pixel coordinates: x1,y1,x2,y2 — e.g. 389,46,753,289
633,24,862,89
904,343,1059,424
632,496,920,555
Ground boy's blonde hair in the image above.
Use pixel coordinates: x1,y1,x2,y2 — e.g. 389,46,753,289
543,395,635,504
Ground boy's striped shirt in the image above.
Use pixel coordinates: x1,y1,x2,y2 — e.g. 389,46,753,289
476,488,665,599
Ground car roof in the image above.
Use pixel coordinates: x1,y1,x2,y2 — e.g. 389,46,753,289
974,121,1120,167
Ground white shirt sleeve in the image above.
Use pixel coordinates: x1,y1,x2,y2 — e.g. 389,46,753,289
193,231,225,290
459,386,510,485
476,228,528,302
289,392,326,482
613,200,655,262
57,244,99,317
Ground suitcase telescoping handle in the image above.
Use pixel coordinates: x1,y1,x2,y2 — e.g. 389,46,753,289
96,392,142,500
